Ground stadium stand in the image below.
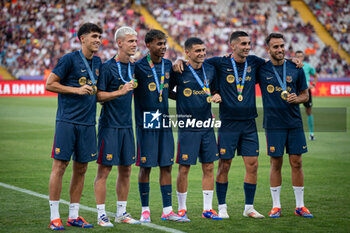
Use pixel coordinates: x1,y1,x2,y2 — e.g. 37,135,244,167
0,0,349,78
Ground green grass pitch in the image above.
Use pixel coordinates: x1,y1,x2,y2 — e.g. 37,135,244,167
0,97,349,233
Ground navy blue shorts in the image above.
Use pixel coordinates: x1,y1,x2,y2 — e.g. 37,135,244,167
51,121,97,163
265,127,308,157
136,127,174,167
176,129,219,165
217,119,259,159
97,127,136,166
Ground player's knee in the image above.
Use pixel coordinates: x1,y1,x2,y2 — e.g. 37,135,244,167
202,162,214,174
179,165,190,176
119,165,132,178
220,160,231,174
53,160,69,176
270,157,283,171
139,167,151,179
290,157,303,170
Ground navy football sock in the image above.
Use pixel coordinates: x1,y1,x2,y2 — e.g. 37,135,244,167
160,185,172,208
139,182,150,207
216,182,228,205
244,182,256,205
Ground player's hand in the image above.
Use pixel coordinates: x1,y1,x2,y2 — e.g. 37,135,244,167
211,93,222,103
129,57,135,63
287,93,298,104
173,59,185,73
120,80,134,95
76,85,93,95
292,58,304,68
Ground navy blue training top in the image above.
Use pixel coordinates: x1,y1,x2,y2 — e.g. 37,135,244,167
97,57,135,128
52,50,102,126
257,60,308,129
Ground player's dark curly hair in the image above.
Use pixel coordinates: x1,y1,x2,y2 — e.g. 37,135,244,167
229,31,249,44
77,23,103,41
265,33,284,46
185,37,204,50
145,29,167,44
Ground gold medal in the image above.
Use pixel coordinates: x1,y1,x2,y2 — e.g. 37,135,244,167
159,96,163,102
133,81,138,88
207,96,212,103
238,94,243,102
79,77,87,86
91,85,97,95
281,90,289,100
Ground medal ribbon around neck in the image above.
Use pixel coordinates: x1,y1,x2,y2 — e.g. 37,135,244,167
271,60,287,92
79,50,96,85
147,54,164,97
230,54,247,96
114,54,135,83
187,62,211,97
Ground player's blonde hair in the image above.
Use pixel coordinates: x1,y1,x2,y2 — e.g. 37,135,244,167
114,26,137,42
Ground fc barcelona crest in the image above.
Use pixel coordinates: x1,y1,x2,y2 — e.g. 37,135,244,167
141,157,147,163
286,76,292,83
182,154,188,161
96,69,99,76
165,72,169,79
247,66,251,73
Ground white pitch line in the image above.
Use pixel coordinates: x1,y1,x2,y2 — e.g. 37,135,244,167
0,182,185,233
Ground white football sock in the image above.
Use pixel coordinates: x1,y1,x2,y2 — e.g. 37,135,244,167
270,186,281,208
177,191,187,211
293,186,304,208
96,204,106,218
163,206,173,215
203,190,213,211
142,206,150,213
116,201,127,217
68,203,79,220
49,200,60,221
244,204,254,212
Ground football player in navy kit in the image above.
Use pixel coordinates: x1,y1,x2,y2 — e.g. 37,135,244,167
46,23,102,230
169,37,222,221
258,33,313,218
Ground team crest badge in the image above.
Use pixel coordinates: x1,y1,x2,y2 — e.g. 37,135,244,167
183,88,192,97
55,148,60,155
182,154,188,161
148,82,157,91
286,76,292,83
226,75,235,83
247,66,251,73
141,157,147,163
96,69,99,76
267,85,274,93
165,72,169,79
220,148,226,155
270,146,275,153
106,154,112,160
79,77,87,86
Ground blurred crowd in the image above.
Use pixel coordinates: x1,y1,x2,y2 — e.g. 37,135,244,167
307,0,350,54
0,0,349,79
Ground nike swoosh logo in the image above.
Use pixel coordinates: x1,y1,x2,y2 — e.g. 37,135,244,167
183,80,190,84
303,146,307,149
147,74,153,78
266,77,273,80
227,69,233,71
81,69,86,72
